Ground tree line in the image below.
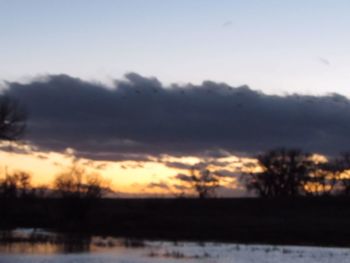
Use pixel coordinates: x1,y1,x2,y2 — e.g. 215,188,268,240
243,149,350,198
175,149,350,198
0,161,109,201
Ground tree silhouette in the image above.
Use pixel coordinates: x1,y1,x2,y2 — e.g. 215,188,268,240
0,96,26,141
54,161,106,199
0,171,33,199
332,153,350,195
176,166,220,198
304,160,340,196
0,96,27,202
191,168,220,198
53,160,108,226
243,148,313,197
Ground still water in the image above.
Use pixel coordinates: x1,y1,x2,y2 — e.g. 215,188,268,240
0,229,350,263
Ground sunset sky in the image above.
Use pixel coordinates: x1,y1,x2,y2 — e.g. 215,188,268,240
1,1,350,196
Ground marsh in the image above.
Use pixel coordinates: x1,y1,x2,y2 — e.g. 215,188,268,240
1,229,350,263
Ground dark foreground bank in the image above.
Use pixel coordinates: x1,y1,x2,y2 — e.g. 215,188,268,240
1,197,350,247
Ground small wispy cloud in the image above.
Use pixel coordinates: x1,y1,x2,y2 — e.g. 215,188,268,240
222,20,232,28
317,57,331,66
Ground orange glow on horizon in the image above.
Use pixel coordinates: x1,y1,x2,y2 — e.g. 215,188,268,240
0,142,250,196
7,143,335,197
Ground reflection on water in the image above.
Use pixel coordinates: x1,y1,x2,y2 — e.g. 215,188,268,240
0,229,121,254
0,242,67,254
1,229,350,263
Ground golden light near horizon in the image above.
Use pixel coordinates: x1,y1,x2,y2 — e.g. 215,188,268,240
0,141,257,197
0,148,179,195
0,141,334,197
309,154,328,164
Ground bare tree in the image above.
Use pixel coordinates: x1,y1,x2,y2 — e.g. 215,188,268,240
304,161,340,196
53,160,107,199
243,148,314,197
53,160,109,225
333,153,350,195
0,96,27,199
176,166,220,198
0,171,33,199
0,96,26,141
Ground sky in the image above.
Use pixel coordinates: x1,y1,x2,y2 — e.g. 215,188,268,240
1,0,350,95
1,0,350,196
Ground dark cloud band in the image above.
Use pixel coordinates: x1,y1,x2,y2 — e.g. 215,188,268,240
4,73,350,160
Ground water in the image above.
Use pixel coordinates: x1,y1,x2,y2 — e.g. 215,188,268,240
0,229,350,263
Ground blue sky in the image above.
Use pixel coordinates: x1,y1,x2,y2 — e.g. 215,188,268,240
1,0,350,96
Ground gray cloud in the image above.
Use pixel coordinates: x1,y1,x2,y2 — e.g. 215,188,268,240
222,20,233,28
147,182,170,190
174,173,193,182
3,73,350,161
318,57,331,66
164,161,194,170
214,169,240,178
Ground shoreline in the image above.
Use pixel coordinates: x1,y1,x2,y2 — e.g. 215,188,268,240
1,197,350,248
